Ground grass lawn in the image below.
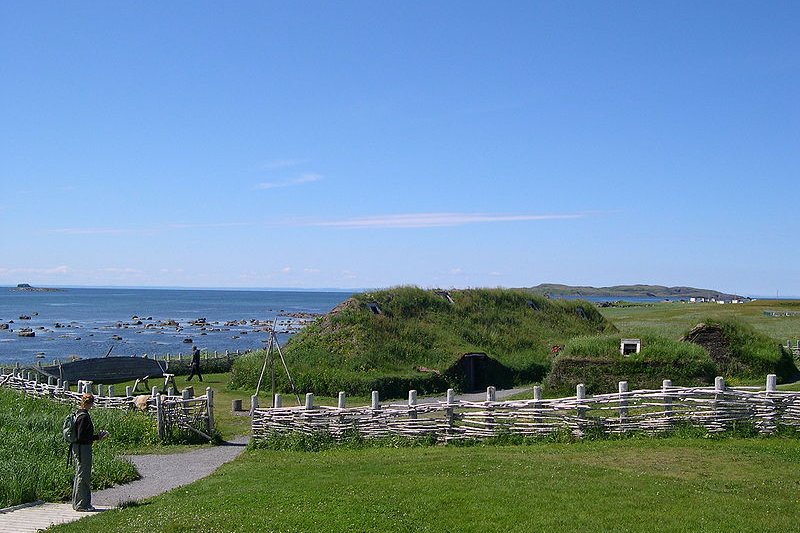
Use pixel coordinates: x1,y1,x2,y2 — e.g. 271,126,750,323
48,436,800,532
599,300,800,342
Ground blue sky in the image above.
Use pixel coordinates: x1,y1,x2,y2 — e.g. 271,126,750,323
1,2,798,295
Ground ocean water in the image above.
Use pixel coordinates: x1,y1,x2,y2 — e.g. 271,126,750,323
0,287,351,366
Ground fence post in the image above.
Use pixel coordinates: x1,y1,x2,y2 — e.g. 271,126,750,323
532,386,542,430
764,374,778,434
305,393,314,410
155,392,164,441
274,394,282,408
250,394,258,416
371,391,380,410
408,390,418,420
662,379,673,428
48,376,54,386
206,387,215,435
125,385,132,397
713,376,725,431
618,381,628,425
107,385,114,397
63,380,69,392
444,389,456,441
766,374,777,393
486,386,496,402
576,384,587,433
338,391,346,409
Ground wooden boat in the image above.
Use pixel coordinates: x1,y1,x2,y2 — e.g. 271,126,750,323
38,356,166,384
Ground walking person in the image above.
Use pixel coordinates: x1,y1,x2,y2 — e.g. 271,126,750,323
187,345,203,382
72,393,108,511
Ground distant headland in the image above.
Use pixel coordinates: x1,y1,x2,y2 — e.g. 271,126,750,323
523,284,745,301
10,283,63,292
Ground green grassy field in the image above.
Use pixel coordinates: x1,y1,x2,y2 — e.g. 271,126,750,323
599,300,800,342
49,436,800,532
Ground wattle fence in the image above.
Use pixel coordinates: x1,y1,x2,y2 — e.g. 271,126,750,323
0,368,215,442
252,375,800,442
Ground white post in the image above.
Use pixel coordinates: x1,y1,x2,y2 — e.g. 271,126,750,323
338,391,346,409
125,385,132,397
763,374,778,434
249,394,258,416
107,385,114,397
714,376,725,391
305,392,314,410
576,383,587,421
408,389,418,420
766,374,777,393
618,381,628,422
371,390,380,410
155,392,164,440
486,386,496,402
151,386,158,398
662,379,673,424
274,393,282,408
206,387,215,434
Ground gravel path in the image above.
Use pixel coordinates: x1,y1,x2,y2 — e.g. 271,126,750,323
93,436,249,507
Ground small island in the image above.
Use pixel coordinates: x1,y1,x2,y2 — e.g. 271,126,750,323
10,283,63,293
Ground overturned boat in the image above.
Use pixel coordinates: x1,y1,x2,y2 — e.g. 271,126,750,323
38,356,166,384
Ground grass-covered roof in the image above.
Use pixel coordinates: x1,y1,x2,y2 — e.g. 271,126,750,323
232,286,616,396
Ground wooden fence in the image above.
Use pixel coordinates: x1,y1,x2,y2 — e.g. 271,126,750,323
252,375,800,442
0,368,215,441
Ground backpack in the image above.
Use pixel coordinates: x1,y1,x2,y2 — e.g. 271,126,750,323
62,412,84,443
62,411,86,466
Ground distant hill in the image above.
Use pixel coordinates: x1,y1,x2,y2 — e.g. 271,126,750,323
524,284,745,301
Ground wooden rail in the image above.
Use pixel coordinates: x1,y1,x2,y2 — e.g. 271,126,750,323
0,369,214,441
252,375,800,442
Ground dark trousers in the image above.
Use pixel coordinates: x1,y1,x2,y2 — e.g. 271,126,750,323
187,364,202,381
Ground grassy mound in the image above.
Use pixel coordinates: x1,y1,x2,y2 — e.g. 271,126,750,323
546,334,715,394
0,387,158,508
546,318,799,395
231,287,615,397
682,319,797,382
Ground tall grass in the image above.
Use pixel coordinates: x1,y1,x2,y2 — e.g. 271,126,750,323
0,388,158,508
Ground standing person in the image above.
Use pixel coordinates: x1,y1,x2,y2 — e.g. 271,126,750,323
187,345,203,382
72,393,108,512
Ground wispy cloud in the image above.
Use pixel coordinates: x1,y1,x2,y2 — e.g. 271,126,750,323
300,212,584,229
255,173,323,190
